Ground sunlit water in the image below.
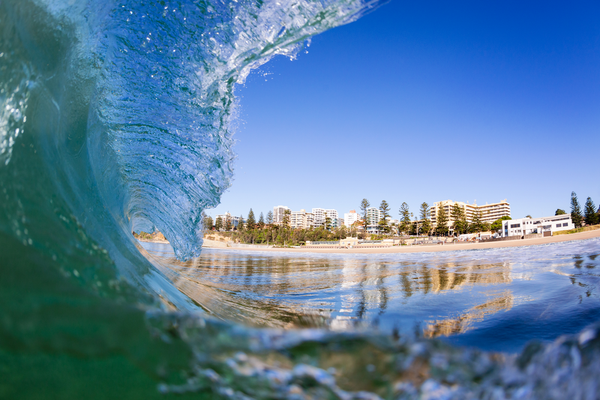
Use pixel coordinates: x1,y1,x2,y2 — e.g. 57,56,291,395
141,237,600,353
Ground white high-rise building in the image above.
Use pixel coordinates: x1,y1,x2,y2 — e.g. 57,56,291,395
273,205,290,225
344,210,362,227
325,209,339,228
290,209,314,229
366,207,381,226
312,208,325,227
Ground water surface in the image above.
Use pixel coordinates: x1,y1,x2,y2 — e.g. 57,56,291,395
141,237,600,353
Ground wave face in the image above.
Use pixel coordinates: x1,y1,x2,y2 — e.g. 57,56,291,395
2,1,600,399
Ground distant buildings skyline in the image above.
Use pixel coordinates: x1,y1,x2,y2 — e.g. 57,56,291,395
214,198,512,234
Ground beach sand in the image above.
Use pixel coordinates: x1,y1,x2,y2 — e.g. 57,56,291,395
201,229,600,254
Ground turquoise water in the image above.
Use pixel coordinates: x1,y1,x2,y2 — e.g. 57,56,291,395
2,0,600,398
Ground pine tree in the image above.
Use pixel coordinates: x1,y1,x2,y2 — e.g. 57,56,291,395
247,208,256,230
237,215,245,231
584,197,599,226
469,208,485,233
379,200,391,234
450,203,467,235
258,212,265,229
435,204,449,236
399,202,411,235
203,216,214,231
225,218,232,231
215,216,223,231
571,191,583,228
360,198,370,233
282,209,291,228
266,211,273,225
419,202,431,235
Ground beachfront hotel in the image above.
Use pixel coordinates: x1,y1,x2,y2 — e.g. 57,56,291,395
430,199,511,231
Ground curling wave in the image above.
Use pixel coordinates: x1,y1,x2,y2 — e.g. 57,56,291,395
2,1,600,399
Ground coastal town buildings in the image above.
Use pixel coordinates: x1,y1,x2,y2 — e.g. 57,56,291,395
502,214,573,237
215,212,243,229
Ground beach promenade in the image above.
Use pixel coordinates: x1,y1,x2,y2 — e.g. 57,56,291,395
199,229,600,254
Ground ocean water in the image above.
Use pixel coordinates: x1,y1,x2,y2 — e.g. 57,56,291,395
141,239,600,354
2,0,600,399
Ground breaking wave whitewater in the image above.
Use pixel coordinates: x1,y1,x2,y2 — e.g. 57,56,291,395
2,1,600,399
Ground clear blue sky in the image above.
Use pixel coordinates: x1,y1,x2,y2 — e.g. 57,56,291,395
208,0,600,221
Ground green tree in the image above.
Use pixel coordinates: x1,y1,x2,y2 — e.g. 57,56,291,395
435,205,449,236
490,216,511,232
555,209,566,215
282,209,291,228
379,200,391,234
450,203,468,235
380,200,391,219
469,209,487,233
203,215,214,231
419,202,431,236
247,208,256,230
399,202,411,235
225,218,232,232
258,212,265,229
266,210,274,226
584,197,598,226
215,216,223,231
360,198,370,233
237,215,245,231
571,191,583,228
324,213,333,231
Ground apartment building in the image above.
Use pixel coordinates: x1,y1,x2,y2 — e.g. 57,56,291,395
344,210,361,227
366,207,382,226
430,199,511,231
273,205,290,225
502,214,573,237
326,209,339,228
290,209,314,229
311,208,325,227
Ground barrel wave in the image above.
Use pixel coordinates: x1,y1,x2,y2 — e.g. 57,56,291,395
2,1,600,399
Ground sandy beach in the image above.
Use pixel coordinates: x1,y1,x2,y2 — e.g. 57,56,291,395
199,229,600,254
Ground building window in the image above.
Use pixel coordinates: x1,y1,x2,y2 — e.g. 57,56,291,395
563,223,569,227
510,224,520,228
556,224,561,228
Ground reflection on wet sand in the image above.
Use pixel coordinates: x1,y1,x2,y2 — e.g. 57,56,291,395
137,240,600,351
141,243,517,336
423,290,514,338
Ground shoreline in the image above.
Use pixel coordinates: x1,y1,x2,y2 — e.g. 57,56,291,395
137,230,600,255
197,229,600,254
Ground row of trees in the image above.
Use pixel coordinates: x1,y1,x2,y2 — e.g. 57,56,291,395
569,192,599,228
203,208,359,246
